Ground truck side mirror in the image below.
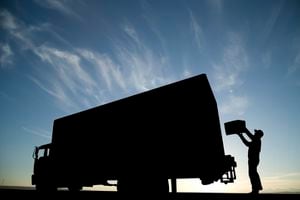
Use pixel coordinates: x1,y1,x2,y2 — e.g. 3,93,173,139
33,146,39,159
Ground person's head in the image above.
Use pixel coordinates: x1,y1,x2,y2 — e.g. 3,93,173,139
254,129,264,138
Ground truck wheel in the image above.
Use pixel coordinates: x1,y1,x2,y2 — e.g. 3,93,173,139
68,185,82,192
36,183,57,191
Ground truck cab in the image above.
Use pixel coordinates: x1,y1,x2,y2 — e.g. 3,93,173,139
32,144,56,191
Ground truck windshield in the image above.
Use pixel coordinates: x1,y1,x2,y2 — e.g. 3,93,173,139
33,144,51,159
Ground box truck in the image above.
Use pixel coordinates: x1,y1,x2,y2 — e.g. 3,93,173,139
32,74,236,192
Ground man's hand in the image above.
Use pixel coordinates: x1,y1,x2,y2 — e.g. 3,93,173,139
241,126,247,133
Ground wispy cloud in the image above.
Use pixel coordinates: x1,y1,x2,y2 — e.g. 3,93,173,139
114,22,173,92
189,9,203,51
22,126,51,139
141,0,168,57
0,9,18,30
287,51,300,75
207,0,223,13
265,172,300,180
0,9,39,50
183,68,192,78
31,46,102,110
78,49,126,91
283,36,300,87
261,1,283,45
212,32,249,116
0,43,13,67
1,9,174,112
213,64,240,92
219,94,249,116
36,46,96,92
27,75,75,109
34,0,82,20
263,172,300,193
213,32,248,92
0,10,103,110
29,21,173,111
123,23,141,47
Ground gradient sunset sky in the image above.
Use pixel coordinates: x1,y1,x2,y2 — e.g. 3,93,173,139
0,0,300,193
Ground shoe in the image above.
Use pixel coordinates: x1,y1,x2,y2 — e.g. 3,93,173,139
249,190,259,195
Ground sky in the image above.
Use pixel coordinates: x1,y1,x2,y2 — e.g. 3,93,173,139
0,0,300,193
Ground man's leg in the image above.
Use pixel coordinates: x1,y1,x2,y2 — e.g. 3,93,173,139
249,160,262,194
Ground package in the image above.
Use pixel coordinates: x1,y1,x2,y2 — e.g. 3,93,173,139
224,120,246,135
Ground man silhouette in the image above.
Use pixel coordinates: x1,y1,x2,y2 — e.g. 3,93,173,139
238,128,263,194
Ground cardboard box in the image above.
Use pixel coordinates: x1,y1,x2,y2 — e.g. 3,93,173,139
224,120,246,135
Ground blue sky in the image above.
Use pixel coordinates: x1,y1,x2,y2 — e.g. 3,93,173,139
0,0,300,193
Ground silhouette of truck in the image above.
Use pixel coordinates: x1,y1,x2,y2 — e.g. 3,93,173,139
32,74,236,192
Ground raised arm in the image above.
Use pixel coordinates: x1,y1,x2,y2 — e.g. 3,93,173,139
238,133,250,147
244,127,255,140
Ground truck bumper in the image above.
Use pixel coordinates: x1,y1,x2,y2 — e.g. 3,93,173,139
220,155,237,184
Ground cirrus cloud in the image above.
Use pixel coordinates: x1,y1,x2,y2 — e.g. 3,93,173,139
0,43,14,68
212,32,249,116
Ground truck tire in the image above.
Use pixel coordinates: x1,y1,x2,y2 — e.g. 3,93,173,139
68,185,82,192
36,183,57,191
117,177,169,194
